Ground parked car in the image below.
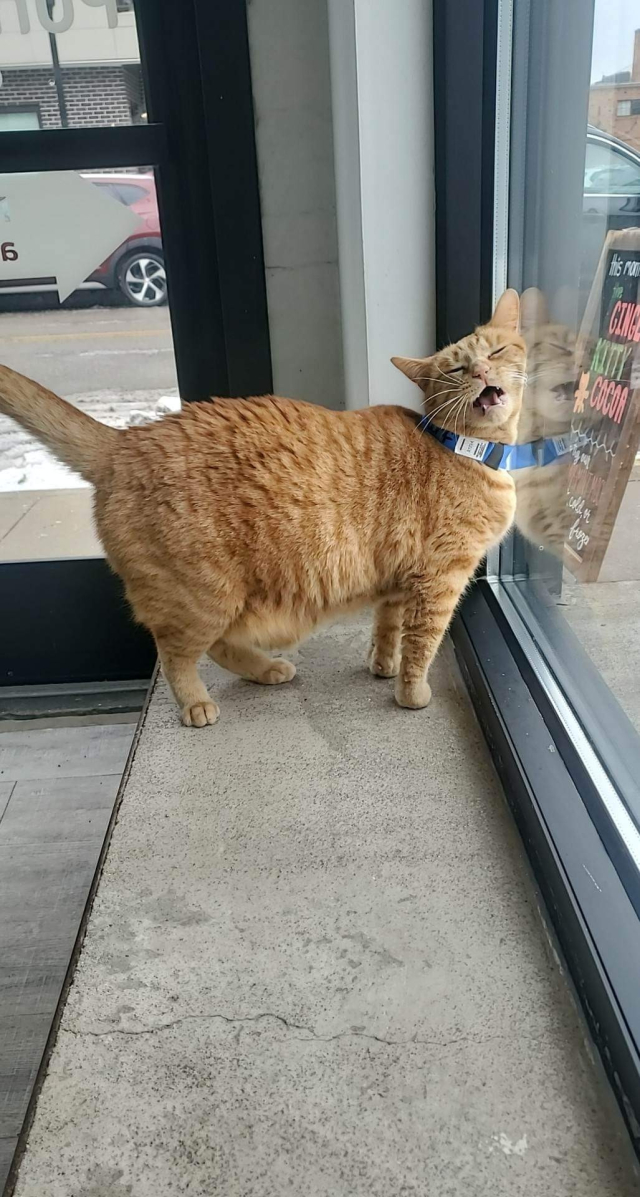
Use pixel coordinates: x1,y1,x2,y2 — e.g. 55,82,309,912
584,125,640,220
83,172,166,307
581,126,640,307
0,172,166,309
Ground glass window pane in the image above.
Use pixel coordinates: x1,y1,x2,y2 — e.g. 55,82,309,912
0,109,41,130
0,165,178,561
507,2,640,738
0,0,147,130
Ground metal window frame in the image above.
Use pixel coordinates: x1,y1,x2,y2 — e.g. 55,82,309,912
0,0,272,690
434,0,640,1156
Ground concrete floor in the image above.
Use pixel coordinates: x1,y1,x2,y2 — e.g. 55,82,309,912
9,621,639,1197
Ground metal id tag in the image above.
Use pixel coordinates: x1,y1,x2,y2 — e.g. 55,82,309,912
454,436,487,462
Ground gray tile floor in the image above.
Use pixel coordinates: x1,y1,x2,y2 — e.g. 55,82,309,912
0,721,135,1195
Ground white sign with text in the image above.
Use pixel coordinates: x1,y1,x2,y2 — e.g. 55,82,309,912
0,171,141,301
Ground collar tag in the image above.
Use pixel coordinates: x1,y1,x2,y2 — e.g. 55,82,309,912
454,436,487,462
551,434,572,457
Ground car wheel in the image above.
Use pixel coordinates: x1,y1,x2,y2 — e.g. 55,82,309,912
117,250,167,307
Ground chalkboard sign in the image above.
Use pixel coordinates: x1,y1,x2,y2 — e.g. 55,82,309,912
565,229,640,582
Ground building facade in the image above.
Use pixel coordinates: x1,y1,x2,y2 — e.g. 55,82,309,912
0,0,144,130
589,28,640,154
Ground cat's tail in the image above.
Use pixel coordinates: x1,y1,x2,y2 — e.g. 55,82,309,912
0,363,118,483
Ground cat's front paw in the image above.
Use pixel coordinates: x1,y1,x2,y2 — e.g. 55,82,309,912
394,678,432,710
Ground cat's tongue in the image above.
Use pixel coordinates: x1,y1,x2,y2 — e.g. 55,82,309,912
473,385,505,415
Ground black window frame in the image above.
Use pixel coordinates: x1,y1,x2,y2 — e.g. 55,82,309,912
434,0,640,1158
0,0,272,690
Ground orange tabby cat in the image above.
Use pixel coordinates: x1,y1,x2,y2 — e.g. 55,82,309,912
0,290,524,727
514,288,576,556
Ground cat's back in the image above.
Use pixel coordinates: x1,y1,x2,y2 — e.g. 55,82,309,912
110,393,417,486
115,394,341,474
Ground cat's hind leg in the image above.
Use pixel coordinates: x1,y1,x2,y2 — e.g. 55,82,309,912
208,640,296,686
156,632,221,728
369,597,404,678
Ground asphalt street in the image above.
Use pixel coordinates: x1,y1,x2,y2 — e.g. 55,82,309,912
0,304,178,399
0,302,179,491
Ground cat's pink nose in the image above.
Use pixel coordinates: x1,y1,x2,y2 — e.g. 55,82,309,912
472,363,489,384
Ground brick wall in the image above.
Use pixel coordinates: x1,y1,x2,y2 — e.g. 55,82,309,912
0,67,62,128
589,84,640,156
0,64,143,129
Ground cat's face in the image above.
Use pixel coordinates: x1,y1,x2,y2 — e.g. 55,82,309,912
392,290,526,440
522,318,576,438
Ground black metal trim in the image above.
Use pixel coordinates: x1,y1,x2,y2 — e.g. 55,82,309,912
507,578,640,826
433,0,499,345
0,560,156,687
0,124,167,172
193,0,273,397
494,579,640,919
0,680,149,722
129,0,229,401
452,583,640,1155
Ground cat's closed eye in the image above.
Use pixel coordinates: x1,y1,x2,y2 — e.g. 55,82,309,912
489,347,507,358
446,366,464,374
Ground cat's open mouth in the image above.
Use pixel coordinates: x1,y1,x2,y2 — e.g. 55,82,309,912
473,386,506,415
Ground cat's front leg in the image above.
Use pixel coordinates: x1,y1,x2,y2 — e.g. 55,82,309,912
395,577,459,710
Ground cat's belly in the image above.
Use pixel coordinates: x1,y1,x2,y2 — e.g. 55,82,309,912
226,592,380,650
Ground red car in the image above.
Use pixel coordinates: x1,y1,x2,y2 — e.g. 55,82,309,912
84,172,166,307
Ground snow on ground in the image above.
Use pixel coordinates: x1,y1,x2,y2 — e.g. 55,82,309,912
0,391,180,492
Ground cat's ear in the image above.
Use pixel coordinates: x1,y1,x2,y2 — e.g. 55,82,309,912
490,289,520,332
520,287,549,331
390,356,428,387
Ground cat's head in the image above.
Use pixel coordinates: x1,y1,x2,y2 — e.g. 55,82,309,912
519,288,576,439
391,290,525,442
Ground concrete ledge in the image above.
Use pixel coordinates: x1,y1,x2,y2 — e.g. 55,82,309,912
12,622,640,1196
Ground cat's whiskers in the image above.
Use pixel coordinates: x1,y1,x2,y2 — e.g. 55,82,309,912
414,377,458,390
526,366,571,382
421,394,462,427
413,393,463,439
452,394,468,438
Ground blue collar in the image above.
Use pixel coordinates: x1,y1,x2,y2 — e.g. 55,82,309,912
420,421,573,471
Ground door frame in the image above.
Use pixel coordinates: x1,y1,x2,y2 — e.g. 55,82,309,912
0,0,272,687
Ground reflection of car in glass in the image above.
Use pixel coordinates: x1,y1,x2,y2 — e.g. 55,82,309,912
0,172,166,308
84,173,166,307
581,127,640,303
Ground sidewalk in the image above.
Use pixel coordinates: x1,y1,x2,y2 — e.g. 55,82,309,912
8,620,638,1196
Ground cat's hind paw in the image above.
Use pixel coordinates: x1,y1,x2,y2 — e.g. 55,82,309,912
257,658,296,685
182,701,220,727
369,651,401,678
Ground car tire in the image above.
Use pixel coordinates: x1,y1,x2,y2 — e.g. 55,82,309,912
117,250,167,307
